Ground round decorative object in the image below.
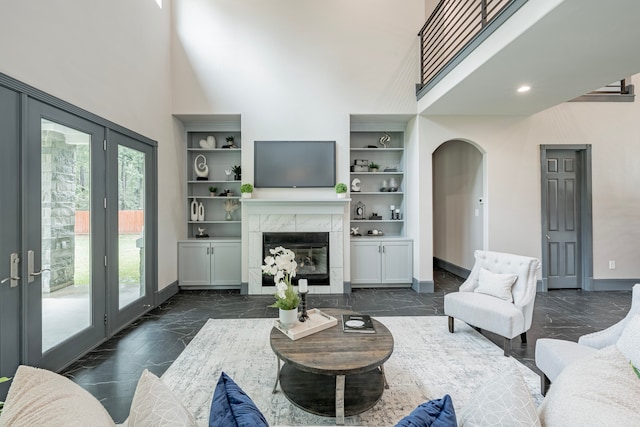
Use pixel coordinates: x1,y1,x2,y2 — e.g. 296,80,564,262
194,154,209,179
279,308,298,328
351,178,361,192
354,201,366,220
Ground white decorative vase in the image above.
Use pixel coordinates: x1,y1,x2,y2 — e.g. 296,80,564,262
197,202,205,221
190,199,198,221
241,192,252,199
279,308,298,327
337,193,347,199
389,177,399,192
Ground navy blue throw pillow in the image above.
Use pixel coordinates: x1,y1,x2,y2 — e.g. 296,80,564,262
395,394,457,427
209,372,269,427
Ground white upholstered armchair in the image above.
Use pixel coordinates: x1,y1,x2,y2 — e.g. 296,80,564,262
535,283,640,395
444,250,541,356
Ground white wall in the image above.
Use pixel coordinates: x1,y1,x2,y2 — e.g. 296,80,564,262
172,0,425,282
0,0,180,290
419,75,640,280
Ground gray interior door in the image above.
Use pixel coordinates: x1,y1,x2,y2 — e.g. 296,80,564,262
544,149,581,289
0,87,22,399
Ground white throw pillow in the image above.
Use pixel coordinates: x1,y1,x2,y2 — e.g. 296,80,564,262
0,365,115,427
127,369,196,427
459,363,540,427
616,313,640,376
474,268,518,302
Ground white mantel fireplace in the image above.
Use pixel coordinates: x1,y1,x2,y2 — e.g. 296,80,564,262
242,199,349,295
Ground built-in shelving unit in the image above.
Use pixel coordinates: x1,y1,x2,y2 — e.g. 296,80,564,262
349,115,413,288
349,130,406,238
182,116,242,239
177,115,243,290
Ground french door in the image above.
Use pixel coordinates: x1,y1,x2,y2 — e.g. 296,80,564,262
22,100,155,370
25,100,107,369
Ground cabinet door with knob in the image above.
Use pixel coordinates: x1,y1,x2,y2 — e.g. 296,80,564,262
350,239,412,286
178,240,241,288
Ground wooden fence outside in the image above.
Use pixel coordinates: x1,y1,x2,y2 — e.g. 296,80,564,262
75,210,144,234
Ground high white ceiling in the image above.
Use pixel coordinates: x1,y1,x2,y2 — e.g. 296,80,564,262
418,0,640,116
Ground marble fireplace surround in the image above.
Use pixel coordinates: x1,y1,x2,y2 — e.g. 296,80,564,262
243,199,349,295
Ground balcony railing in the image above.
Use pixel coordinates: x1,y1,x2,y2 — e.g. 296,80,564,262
418,0,521,96
570,79,635,102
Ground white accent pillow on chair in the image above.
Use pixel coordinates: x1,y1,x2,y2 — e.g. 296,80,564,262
474,268,518,302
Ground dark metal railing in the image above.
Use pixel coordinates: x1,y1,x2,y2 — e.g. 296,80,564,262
589,79,630,95
418,0,514,92
570,79,635,102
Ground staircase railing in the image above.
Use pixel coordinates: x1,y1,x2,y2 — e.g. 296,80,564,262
417,0,518,95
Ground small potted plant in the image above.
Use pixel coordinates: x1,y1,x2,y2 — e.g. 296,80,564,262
335,182,348,199
231,165,241,181
240,183,253,198
208,186,217,197
369,162,380,172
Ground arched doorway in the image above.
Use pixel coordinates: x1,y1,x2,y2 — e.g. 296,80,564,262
432,139,485,277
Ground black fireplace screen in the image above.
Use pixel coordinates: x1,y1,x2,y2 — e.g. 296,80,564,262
262,232,330,286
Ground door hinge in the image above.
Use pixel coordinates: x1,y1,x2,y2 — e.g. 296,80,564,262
103,139,107,151
104,314,108,324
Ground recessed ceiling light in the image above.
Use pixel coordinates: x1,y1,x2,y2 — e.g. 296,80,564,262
517,85,531,93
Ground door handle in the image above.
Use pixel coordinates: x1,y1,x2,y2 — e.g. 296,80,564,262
28,250,50,283
545,234,551,240
1,253,20,287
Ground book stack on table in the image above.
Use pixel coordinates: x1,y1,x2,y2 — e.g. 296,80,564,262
341,314,376,333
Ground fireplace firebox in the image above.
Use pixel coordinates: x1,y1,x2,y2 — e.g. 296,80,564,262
262,232,330,286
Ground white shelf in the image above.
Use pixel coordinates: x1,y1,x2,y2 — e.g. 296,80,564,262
350,220,404,223
350,171,404,175
188,180,241,184
188,196,240,199
188,220,241,224
352,191,403,195
187,148,241,152
350,148,404,152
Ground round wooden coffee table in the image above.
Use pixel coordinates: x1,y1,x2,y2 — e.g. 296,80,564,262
270,308,394,425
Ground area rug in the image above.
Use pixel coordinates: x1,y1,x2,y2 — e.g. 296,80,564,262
161,316,543,426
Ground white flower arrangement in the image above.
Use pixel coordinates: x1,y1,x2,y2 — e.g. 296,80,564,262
262,246,300,310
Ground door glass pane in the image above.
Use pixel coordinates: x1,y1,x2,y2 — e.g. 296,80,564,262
118,145,146,309
41,119,91,352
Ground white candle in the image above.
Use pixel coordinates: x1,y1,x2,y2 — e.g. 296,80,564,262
298,279,308,293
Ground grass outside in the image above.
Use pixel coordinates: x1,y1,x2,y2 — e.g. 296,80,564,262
74,234,141,286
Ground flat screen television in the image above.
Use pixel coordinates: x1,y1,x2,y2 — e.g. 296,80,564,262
254,141,336,188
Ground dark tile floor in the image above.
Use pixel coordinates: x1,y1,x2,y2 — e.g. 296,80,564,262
62,268,632,423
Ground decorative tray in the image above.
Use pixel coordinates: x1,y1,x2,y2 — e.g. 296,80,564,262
273,308,338,341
